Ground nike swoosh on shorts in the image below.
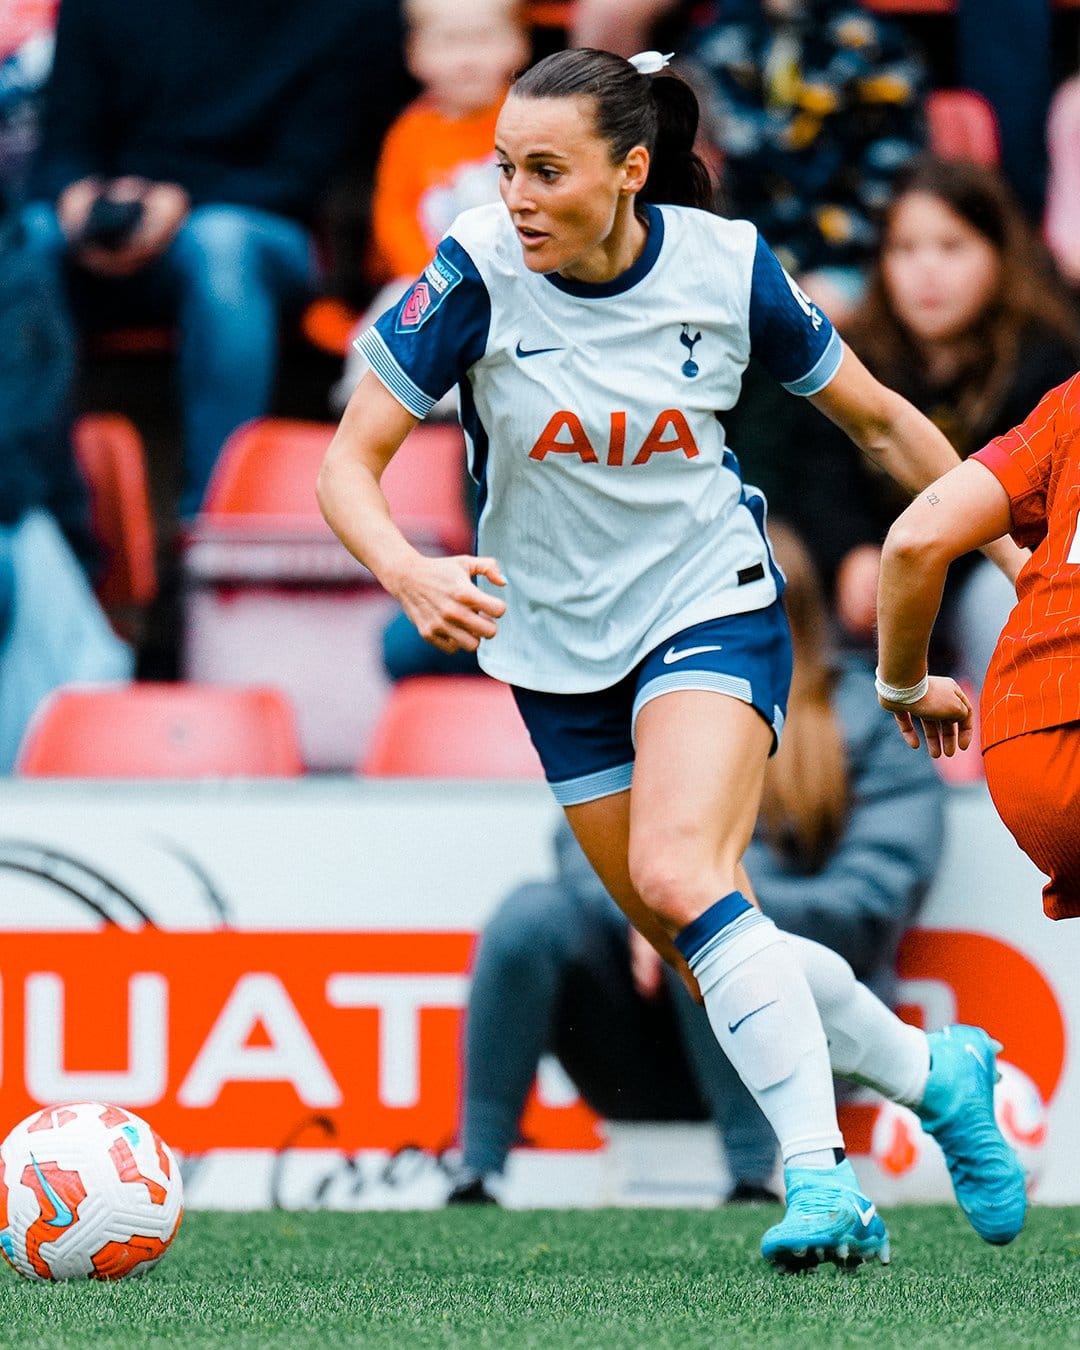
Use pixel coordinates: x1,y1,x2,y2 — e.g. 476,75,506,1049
662,644,724,665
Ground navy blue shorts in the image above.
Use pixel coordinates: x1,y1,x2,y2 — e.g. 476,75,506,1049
512,600,793,806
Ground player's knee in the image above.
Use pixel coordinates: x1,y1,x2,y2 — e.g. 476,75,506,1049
627,836,730,928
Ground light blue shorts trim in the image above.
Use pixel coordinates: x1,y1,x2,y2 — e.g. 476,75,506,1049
549,761,635,807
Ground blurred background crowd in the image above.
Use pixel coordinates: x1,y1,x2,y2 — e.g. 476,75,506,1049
3,0,1078,1207
5,0,1080,776
4,0,1080,768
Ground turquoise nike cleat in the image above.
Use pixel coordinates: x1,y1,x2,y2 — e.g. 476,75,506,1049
761,1159,890,1273
916,1024,1027,1245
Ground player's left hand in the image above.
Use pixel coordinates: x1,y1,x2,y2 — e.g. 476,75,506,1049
628,927,664,999
879,675,974,758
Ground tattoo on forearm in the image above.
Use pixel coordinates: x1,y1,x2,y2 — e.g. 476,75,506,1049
926,491,941,506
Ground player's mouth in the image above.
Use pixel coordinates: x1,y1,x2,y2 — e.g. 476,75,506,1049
515,224,550,248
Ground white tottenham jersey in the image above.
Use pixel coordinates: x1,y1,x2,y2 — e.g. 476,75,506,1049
358,201,843,692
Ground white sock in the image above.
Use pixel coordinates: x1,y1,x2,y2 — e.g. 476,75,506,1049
786,933,930,1107
683,904,843,1165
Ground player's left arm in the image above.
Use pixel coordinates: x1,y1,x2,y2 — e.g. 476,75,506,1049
809,344,1028,584
876,458,1013,755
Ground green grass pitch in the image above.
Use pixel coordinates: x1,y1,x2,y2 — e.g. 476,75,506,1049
3,1206,1080,1349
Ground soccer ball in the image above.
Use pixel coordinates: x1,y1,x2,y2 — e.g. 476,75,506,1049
0,1102,183,1280
869,1059,1048,1195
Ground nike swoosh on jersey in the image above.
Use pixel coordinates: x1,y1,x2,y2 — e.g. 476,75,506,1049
853,1197,877,1227
662,643,724,664
727,999,777,1034
30,1155,74,1227
515,341,564,358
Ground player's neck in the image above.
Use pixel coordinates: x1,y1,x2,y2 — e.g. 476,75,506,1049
557,198,649,286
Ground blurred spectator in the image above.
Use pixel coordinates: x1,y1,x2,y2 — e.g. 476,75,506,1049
333,0,528,412
27,0,409,518
1045,69,1080,291
570,0,692,58
955,0,1051,222
0,0,56,205
765,156,1080,691
576,0,1054,228
597,0,930,324
682,0,928,324
370,0,529,284
447,522,945,1205
0,191,131,771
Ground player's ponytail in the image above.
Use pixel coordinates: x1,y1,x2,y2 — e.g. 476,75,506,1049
642,71,714,211
510,48,715,213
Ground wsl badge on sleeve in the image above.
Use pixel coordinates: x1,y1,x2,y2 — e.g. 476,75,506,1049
395,253,463,334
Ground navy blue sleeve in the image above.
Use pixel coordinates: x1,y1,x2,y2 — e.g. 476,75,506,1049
356,238,491,418
748,234,844,396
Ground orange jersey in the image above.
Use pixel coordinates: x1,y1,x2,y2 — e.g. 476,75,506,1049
972,371,1080,750
369,95,503,282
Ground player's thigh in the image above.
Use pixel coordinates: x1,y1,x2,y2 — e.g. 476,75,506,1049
628,688,773,916
563,791,637,925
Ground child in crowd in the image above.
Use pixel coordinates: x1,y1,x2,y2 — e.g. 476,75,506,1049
334,0,529,410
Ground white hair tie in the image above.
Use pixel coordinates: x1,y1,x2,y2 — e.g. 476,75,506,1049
628,50,674,75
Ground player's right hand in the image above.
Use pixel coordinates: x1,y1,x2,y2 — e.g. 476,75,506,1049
397,554,507,654
880,675,974,758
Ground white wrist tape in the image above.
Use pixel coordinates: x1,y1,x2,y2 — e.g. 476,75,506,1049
874,670,930,705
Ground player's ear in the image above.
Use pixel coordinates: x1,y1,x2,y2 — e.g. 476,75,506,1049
621,145,650,196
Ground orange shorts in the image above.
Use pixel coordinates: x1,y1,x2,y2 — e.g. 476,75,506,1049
983,721,1080,920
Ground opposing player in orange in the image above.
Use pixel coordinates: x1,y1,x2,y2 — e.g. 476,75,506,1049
877,372,1080,919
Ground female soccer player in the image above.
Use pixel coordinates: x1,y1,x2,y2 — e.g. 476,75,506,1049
877,372,1080,921
318,47,1026,1269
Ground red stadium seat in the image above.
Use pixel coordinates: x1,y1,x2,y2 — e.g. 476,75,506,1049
362,676,545,779
183,418,473,769
16,683,303,778
202,416,473,554
72,413,158,612
926,89,1001,168
200,417,330,520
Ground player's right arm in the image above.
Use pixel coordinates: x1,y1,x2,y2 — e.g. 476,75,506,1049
876,458,1013,755
317,372,506,655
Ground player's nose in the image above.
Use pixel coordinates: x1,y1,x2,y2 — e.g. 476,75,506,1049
502,173,534,214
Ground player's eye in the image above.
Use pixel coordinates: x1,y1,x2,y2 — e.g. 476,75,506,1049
536,165,560,183
496,160,513,179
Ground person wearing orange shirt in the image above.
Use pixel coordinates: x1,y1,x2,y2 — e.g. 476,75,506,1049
877,372,1080,921
334,0,529,411
370,0,529,282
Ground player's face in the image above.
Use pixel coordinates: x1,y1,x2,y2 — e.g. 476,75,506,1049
494,93,648,283
881,191,1001,345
